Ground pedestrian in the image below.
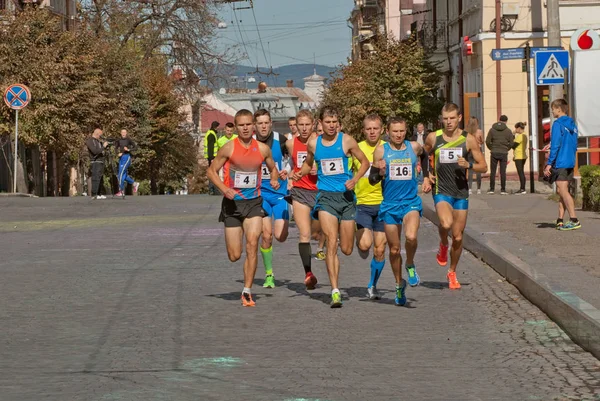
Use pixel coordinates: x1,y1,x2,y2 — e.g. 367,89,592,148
292,106,370,308
204,121,219,195
410,122,428,184
423,103,487,289
253,109,290,289
206,109,280,307
85,128,108,200
486,115,514,195
286,109,320,290
513,122,528,194
467,116,484,195
370,117,429,305
352,114,387,300
544,99,581,231
115,129,140,197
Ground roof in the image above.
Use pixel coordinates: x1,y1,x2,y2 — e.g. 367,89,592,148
201,105,235,132
303,69,326,82
265,87,315,103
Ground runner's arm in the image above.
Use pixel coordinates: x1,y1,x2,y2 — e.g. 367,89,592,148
466,135,487,173
412,141,429,178
368,145,385,185
207,142,233,195
260,143,280,190
345,135,370,182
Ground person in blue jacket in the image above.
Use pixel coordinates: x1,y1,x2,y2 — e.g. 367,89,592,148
544,99,581,231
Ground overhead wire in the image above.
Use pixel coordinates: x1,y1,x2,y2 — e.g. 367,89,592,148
249,2,276,86
230,4,256,67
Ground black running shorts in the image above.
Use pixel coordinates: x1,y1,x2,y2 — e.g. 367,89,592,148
219,196,266,228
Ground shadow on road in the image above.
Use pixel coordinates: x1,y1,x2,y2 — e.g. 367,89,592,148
206,291,274,302
535,222,557,229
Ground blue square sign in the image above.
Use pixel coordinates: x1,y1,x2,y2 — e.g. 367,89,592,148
535,50,569,85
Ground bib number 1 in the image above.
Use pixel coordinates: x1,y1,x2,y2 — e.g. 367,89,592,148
440,147,463,164
261,164,271,179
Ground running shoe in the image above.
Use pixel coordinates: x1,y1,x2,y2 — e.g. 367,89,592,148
330,291,343,308
263,274,275,288
556,220,564,230
115,191,124,197
395,280,407,306
559,221,581,231
447,271,461,290
516,189,526,195
405,264,420,287
133,182,140,193
487,190,494,194
315,250,325,261
477,189,482,195
436,242,449,266
366,286,381,300
304,272,317,290
241,292,256,307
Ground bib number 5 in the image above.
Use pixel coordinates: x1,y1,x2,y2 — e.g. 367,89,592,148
440,148,463,164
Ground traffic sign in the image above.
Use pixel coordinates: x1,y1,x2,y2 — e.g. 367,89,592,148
535,50,569,85
3,84,31,110
490,48,524,61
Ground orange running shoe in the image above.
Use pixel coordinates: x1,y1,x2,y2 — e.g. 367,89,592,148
436,242,449,266
241,292,256,307
304,272,318,290
447,271,461,289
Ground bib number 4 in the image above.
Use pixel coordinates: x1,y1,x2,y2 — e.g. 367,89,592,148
234,172,257,189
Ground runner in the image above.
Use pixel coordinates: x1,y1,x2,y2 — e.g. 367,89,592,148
293,106,370,307
423,103,487,289
286,117,298,140
314,121,326,261
352,114,387,299
286,110,320,290
207,109,280,307
254,109,290,288
370,117,430,305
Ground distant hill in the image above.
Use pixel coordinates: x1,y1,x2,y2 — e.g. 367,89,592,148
214,63,337,90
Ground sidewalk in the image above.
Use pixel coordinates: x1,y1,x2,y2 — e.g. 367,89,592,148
421,191,600,358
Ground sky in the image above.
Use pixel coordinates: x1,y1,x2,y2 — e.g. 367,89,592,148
215,0,354,68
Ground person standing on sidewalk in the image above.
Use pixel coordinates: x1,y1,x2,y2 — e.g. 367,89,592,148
424,103,487,289
544,99,581,231
204,121,219,195
115,129,140,197
467,117,484,195
513,122,528,194
86,128,108,200
486,115,514,195
410,122,427,184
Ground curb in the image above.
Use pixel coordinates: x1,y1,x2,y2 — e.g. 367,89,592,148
0,193,37,198
422,201,600,360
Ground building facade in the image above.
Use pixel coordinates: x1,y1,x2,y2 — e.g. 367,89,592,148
1,0,76,29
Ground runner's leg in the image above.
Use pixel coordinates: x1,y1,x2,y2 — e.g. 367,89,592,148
243,216,263,289
225,226,243,262
319,211,341,290
403,211,420,266
449,209,468,272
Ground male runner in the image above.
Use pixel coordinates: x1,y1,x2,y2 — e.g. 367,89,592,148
286,117,298,140
286,110,320,290
115,129,140,197
207,109,280,307
352,114,387,300
423,103,487,289
313,121,326,261
254,109,290,288
294,106,370,307
370,117,430,305
217,122,237,149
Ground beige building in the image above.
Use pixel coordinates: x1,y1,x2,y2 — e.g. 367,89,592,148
418,0,600,176
1,0,77,30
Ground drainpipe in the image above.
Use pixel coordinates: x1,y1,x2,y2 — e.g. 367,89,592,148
458,0,464,123
495,0,502,118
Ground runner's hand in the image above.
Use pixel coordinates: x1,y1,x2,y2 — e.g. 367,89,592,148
457,157,470,169
270,178,280,190
223,188,236,200
118,153,123,157
345,178,357,191
103,142,109,148
291,171,302,181
279,170,288,180
544,165,552,177
376,159,386,176
422,177,432,193
124,146,129,152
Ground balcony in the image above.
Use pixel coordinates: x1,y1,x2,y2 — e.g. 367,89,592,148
415,20,447,52
356,0,378,7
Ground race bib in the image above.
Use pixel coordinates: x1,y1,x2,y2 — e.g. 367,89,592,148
296,151,307,169
440,148,463,164
234,171,257,188
321,158,344,176
389,163,412,181
261,164,271,179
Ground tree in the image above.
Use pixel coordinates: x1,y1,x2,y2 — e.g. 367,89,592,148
321,36,444,139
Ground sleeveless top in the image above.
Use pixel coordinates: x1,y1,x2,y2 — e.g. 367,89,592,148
258,132,288,197
222,138,264,200
353,140,385,205
381,141,419,205
431,130,469,199
314,133,351,193
291,136,318,191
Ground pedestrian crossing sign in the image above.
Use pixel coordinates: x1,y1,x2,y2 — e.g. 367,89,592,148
535,50,569,85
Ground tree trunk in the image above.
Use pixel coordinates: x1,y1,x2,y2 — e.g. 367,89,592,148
52,150,59,196
150,160,158,195
10,140,27,193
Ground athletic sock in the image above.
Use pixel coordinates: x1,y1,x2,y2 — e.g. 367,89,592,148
332,288,340,295
298,242,312,274
243,287,251,294
570,218,579,223
557,218,564,224
260,246,273,276
368,258,386,288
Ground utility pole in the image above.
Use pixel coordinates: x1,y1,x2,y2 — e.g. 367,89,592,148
495,0,502,118
547,0,564,105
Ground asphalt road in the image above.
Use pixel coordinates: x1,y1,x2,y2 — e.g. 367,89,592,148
1,195,599,401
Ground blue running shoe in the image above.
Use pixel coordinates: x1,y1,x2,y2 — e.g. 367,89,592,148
559,220,581,231
395,279,407,306
405,264,420,287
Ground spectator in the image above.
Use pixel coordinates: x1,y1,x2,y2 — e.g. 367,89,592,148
85,128,108,199
204,121,219,195
513,122,528,194
544,99,580,230
467,117,484,195
486,115,514,195
409,122,428,184
414,122,427,146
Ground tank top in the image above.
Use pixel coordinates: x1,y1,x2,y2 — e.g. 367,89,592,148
258,132,287,197
353,140,385,205
222,138,264,200
315,133,351,192
291,136,317,191
432,130,469,199
381,141,419,204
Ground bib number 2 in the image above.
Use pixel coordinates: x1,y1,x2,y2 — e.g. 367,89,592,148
440,148,463,164
234,172,257,189
321,158,344,176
